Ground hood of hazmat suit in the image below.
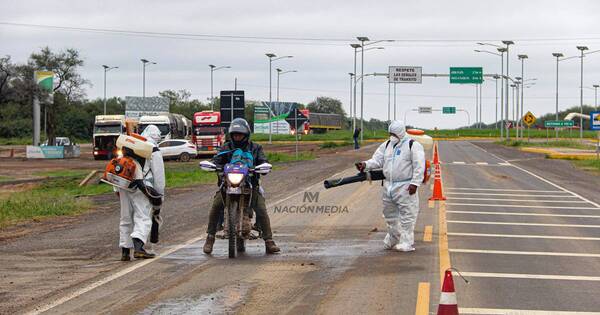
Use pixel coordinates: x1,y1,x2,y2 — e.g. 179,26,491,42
139,124,165,196
141,125,162,146
362,120,425,251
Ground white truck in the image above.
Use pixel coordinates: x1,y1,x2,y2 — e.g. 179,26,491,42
93,115,126,160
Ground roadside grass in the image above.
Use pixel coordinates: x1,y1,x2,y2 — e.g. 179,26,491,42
33,169,91,178
252,129,388,142
572,159,600,173
0,175,13,182
496,139,594,150
0,137,88,145
0,151,315,227
320,141,354,149
430,128,598,139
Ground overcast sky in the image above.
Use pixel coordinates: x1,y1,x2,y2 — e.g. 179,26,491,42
2,0,600,128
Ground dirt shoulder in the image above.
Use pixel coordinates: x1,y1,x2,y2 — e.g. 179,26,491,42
0,143,375,314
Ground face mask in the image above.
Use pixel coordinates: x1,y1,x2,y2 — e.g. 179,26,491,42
389,135,399,143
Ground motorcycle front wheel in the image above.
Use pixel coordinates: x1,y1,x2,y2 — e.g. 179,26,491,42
227,198,239,258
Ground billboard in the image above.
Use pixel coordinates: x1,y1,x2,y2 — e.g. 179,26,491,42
220,90,245,130
125,96,169,120
254,102,306,134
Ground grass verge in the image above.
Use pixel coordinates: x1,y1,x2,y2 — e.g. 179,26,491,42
496,139,594,150
320,141,353,149
571,159,600,173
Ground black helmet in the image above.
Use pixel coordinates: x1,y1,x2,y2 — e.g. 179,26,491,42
228,118,251,148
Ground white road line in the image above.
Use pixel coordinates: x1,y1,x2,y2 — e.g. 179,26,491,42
476,162,489,165
450,248,600,257
446,203,600,210
447,187,568,193
26,167,354,315
447,192,578,197
454,271,600,281
498,162,511,166
460,308,600,315
448,220,600,228
446,197,588,203
447,232,600,241
447,210,600,218
452,161,466,164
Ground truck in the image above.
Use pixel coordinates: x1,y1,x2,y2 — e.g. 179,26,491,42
138,113,191,141
93,115,126,160
192,111,225,154
305,111,343,133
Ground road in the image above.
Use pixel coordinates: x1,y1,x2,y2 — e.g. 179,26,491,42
4,140,600,314
440,141,600,314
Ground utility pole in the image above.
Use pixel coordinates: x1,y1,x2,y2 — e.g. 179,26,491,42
577,46,589,138
502,41,514,139
102,65,118,115
552,52,563,138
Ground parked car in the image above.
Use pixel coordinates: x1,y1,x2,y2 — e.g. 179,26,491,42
158,139,197,162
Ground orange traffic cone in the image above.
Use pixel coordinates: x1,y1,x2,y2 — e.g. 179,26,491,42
433,142,440,165
429,164,446,201
437,269,459,315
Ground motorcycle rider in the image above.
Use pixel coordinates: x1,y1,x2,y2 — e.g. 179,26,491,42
118,125,165,261
356,120,425,251
202,118,280,255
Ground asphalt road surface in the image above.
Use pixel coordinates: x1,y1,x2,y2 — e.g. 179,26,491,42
4,140,600,315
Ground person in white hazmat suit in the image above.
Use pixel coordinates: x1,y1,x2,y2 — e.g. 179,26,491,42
118,125,165,261
356,121,425,251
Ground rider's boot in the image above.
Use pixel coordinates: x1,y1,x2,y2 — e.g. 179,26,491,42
203,234,216,254
265,239,280,254
133,238,156,259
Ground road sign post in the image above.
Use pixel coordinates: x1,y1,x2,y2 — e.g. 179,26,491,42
449,67,483,84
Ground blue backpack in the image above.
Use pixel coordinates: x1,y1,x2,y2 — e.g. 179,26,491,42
229,148,254,167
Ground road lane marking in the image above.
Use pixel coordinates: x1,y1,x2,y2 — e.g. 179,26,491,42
460,308,600,315
26,166,356,315
448,220,600,228
447,192,579,197
498,162,511,166
446,197,588,203
439,201,451,285
475,162,488,165
454,271,600,281
448,187,568,193
415,282,430,315
452,161,466,164
447,210,600,218
423,226,433,242
446,203,599,210
447,232,600,241
450,249,600,258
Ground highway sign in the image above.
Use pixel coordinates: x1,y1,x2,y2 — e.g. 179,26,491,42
591,112,600,130
523,111,537,127
418,106,432,114
544,120,574,128
389,66,422,84
449,67,483,84
442,106,456,114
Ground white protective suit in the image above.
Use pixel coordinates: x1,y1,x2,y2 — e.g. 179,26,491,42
118,125,165,248
363,121,425,251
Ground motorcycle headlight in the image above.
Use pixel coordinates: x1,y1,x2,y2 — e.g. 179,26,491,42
227,173,244,186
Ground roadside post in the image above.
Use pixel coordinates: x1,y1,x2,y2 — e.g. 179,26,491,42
295,107,298,160
522,111,536,142
590,111,600,159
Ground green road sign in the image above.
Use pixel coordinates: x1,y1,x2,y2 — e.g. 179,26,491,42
442,106,456,114
544,120,574,128
450,67,483,84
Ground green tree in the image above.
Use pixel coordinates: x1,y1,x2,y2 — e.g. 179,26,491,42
307,96,346,117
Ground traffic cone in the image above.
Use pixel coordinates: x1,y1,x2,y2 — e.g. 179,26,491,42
437,269,459,315
433,142,440,165
429,164,446,201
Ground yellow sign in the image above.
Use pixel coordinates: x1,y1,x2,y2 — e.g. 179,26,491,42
523,111,536,127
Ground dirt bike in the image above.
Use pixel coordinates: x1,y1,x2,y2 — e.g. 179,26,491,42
200,160,272,258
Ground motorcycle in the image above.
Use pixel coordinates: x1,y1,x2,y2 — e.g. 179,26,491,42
199,160,272,258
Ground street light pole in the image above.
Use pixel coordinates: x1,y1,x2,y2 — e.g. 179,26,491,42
141,59,156,98
498,48,507,139
518,54,528,139
276,68,297,102
577,46,589,139
494,75,499,129
594,84,599,109
209,65,231,111
265,53,292,144
350,73,354,126
350,44,360,133
357,36,369,143
552,53,563,138
502,41,514,140
102,65,118,115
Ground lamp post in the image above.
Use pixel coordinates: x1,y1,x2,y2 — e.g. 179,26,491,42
577,46,589,138
350,43,361,132
475,47,504,136
502,41,515,139
552,52,564,138
518,54,528,138
276,68,297,101
349,72,354,126
102,65,118,115
493,75,500,129
209,64,231,111
594,84,599,109
266,53,293,144
141,59,156,98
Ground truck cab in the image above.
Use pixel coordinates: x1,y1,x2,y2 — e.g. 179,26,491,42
93,115,126,160
139,115,172,141
192,111,224,155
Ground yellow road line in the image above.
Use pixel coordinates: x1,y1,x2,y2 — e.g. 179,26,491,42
423,225,433,242
415,282,430,315
439,200,451,285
